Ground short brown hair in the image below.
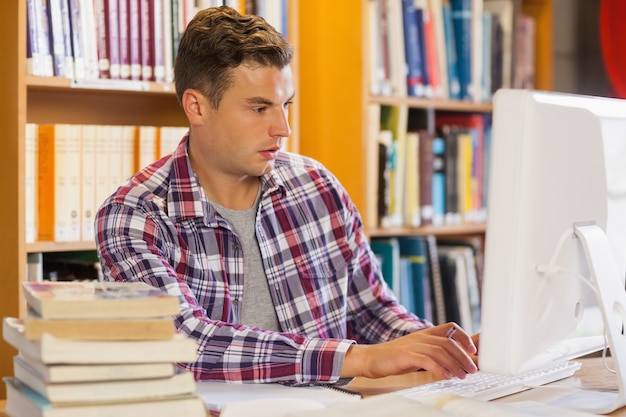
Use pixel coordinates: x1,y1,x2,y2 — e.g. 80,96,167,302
174,6,294,109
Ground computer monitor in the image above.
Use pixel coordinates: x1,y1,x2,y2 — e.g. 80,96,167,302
478,89,626,413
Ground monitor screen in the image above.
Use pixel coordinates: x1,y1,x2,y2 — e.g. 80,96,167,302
478,89,626,379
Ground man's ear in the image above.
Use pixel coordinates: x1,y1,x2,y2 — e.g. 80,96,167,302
181,89,206,125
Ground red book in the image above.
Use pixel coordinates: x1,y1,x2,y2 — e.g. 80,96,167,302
104,0,121,79
118,0,130,79
139,0,153,81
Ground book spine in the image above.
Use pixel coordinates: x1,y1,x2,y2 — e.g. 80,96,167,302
442,0,461,100
128,0,142,80
95,0,111,79
80,125,97,242
401,0,425,98
68,0,86,80
162,0,174,83
36,125,56,242
450,0,472,101
47,0,68,77
105,0,122,79
25,124,38,244
152,0,165,82
59,0,75,80
418,130,434,226
118,0,131,79
139,0,153,81
79,0,100,79
431,136,446,227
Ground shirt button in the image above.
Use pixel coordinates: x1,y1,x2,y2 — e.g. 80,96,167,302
232,244,239,251
233,299,239,305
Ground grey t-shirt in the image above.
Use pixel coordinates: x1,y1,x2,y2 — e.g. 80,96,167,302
210,190,280,331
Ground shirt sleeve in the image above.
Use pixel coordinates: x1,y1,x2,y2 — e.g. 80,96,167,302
95,201,355,384
337,182,433,343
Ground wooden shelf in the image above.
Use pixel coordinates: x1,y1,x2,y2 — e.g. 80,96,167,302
367,224,487,238
369,95,493,113
26,241,97,254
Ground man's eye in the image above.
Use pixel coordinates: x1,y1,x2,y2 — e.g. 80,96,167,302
283,101,293,109
254,107,266,113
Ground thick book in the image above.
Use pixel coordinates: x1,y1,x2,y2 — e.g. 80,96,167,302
370,237,401,298
15,352,176,383
13,357,196,404
22,315,175,341
3,317,198,364
3,377,206,417
37,124,82,242
22,281,180,320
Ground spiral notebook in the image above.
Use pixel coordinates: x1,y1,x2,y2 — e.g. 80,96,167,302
195,380,361,416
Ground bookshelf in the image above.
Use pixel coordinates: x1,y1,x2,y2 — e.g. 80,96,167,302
0,1,300,392
298,0,553,235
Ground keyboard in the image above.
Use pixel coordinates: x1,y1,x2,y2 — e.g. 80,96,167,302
394,361,582,402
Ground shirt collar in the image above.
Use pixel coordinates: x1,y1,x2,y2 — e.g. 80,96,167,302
166,135,286,223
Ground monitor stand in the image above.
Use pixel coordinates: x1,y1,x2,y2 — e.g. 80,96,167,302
571,223,626,414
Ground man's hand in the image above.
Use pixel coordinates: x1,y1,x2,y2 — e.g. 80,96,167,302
341,323,478,381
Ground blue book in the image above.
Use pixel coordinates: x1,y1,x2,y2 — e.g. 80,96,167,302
397,236,432,321
432,136,446,226
450,0,472,101
442,0,461,100
370,237,401,297
401,0,425,97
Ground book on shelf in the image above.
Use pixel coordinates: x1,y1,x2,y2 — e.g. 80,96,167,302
431,135,447,226
13,356,196,404
37,123,82,242
417,129,435,226
450,0,474,101
483,0,521,91
22,315,176,341
25,123,38,244
3,317,198,364
14,352,176,383
441,0,462,100
437,245,481,334
397,236,433,321
22,280,180,320
80,124,97,242
401,0,426,98
3,377,206,417
369,237,401,299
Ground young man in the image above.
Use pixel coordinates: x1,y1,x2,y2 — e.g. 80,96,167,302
95,6,478,384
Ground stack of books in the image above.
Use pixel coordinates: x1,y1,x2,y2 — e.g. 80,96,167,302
2,281,205,417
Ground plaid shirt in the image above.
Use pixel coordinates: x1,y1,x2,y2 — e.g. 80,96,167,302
95,135,430,384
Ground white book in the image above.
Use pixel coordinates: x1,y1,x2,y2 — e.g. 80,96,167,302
25,123,38,244
80,124,97,242
15,352,175,383
78,0,99,79
4,377,206,417
3,317,198,365
13,356,196,404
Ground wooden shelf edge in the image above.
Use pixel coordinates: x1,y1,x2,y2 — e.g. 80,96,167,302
26,241,97,253
367,223,487,238
26,75,177,96
369,95,493,112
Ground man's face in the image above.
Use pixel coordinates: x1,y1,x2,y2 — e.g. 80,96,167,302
196,63,294,180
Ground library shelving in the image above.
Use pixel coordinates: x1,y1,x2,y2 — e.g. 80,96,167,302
297,0,553,236
0,1,299,389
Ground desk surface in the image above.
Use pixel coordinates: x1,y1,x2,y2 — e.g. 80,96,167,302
0,357,623,416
